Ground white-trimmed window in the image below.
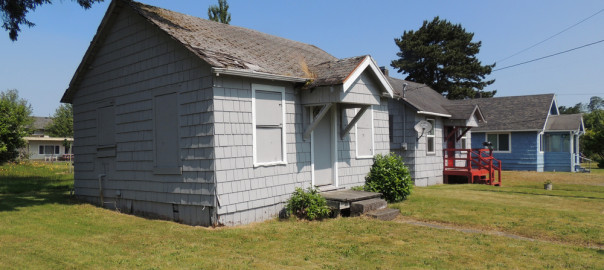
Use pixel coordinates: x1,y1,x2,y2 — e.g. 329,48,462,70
356,107,374,158
539,133,545,152
426,119,435,154
252,84,286,166
487,133,511,152
39,145,60,155
460,130,468,149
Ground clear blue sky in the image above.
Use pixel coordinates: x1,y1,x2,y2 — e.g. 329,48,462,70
1,0,603,116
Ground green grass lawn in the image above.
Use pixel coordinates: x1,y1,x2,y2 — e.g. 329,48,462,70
1,162,603,269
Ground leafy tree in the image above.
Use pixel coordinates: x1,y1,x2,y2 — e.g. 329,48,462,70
559,102,584,114
576,96,604,167
0,89,33,163
1,0,103,41
46,104,73,138
46,103,73,153
207,0,231,24
391,16,496,99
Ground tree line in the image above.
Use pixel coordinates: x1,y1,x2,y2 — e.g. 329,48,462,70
559,96,604,168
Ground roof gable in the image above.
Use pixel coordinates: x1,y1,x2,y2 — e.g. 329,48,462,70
545,114,584,132
62,0,393,102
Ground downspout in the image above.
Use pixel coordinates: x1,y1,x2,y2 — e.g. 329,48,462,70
98,174,106,206
403,83,408,146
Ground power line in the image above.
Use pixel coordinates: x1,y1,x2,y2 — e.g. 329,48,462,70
493,38,604,72
497,7,604,63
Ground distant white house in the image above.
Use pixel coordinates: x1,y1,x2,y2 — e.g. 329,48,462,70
22,117,73,160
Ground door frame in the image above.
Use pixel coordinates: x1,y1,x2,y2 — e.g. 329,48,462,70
310,105,338,187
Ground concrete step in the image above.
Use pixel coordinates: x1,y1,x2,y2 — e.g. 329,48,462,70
350,198,387,216
366,208,400,221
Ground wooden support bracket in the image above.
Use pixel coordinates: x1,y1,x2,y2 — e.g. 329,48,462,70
340,105,369,139
303,103,333,141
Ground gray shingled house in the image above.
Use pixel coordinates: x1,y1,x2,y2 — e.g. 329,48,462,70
384,76,486,186
61,0,394,226
454,94,585,172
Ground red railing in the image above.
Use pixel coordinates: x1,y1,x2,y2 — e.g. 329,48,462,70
443,148,502,186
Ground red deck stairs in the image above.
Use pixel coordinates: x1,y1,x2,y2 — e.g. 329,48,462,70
443,148,502,186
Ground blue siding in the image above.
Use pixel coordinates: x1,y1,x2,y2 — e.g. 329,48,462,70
544,152,572,172
472,132,540,171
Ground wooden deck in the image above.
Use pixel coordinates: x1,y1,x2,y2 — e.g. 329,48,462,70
443,148,502,186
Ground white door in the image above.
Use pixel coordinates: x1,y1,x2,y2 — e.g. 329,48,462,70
312,106,335,186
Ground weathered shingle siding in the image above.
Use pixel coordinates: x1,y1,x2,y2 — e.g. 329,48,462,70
388,100,445,186
413,115,444,186
388,100,417,179
338,98,390,188
72,8,215,225
212,75,312,226
212,71,388,225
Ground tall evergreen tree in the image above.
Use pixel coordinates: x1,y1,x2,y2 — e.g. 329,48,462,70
0,89,33,162
391,17,496,99
1,0,103,41
207,0,231,24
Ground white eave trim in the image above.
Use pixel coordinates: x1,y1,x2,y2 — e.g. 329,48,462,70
472,129,543,133
212,68,307,83
342,56,394,98
417,111,451,118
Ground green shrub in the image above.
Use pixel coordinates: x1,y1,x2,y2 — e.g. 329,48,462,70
598,159,604,169
364,153,412,203
286,187,331,220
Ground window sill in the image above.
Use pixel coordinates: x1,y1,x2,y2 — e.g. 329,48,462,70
254,161,287,167
97,145,116,158
356,155,374,159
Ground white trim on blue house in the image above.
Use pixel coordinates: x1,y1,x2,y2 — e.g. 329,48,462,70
486,132,512,153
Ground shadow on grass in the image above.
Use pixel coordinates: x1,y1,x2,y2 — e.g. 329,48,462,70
0,175,75,212
0,192,79,212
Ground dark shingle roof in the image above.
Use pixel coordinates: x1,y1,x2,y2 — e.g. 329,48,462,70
453,94,555,131
304,56,367,88
32,117,53,130
387,77,451,116
442,104,481,120
130,1,338,78
545,114,583,131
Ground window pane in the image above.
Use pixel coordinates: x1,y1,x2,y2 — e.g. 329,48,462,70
155,93,180,169
256,127,282,163
561,136,570,152
427,137,434,152
55,146,60,154
487,134,498,150
98,106,115,146
255,90,282,126
461,138,467,149
39,145,44,154
546,134,562,152
498,134,509,151
44,146,54,155
357,108,373,157
427,119,435,135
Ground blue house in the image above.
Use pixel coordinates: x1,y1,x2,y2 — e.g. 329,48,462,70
455,94,585,172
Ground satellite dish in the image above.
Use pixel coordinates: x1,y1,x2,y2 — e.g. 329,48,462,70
414,120,433,139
